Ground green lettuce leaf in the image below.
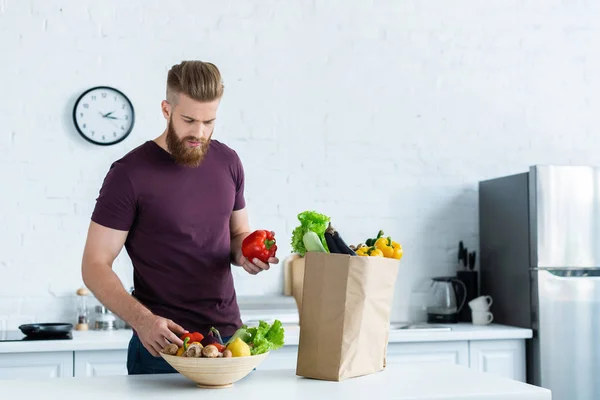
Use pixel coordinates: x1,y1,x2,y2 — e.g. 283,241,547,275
239,319,286,355
290,210,331,256
264,319,284,350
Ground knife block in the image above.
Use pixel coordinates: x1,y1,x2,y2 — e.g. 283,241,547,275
457,270,478,322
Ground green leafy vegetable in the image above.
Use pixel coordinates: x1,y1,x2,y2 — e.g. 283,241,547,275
227,319,285,355
290,210,331,256
225,325,251,345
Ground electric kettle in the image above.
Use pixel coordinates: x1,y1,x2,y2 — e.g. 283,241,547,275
426,276,467,323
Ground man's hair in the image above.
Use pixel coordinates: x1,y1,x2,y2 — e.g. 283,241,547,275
166,60,224,105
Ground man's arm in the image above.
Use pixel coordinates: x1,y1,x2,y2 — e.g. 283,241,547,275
230,208,278,275
81,221,152,331
81,221,185,356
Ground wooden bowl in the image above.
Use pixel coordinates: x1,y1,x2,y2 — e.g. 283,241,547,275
160,351,269,389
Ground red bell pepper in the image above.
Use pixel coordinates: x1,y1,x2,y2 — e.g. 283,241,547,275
211,343,226,352
242,230,277,263
180,332,204,343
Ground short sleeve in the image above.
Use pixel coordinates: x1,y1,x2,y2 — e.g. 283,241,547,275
91,162,137,231
232,153,246,211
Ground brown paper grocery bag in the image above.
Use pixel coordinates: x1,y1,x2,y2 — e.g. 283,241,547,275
291,257,306,320
295,252,400,381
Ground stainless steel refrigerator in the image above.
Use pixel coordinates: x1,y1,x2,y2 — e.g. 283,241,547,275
479,165,600,400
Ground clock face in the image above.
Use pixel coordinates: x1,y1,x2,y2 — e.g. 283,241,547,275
73,86,135,146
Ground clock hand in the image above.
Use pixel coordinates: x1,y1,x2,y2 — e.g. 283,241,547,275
104,117,120,129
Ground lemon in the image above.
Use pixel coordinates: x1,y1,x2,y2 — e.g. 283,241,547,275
226,338,251,357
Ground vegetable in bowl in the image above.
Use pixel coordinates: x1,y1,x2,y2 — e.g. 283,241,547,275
161,319,285,358
226,319,285,355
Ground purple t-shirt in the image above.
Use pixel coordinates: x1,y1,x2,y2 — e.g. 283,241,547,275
91,140,245,337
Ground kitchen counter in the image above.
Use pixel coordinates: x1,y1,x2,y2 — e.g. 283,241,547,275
0,323,532,354
0,363,550,399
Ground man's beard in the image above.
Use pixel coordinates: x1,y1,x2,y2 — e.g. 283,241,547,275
165,118,211,167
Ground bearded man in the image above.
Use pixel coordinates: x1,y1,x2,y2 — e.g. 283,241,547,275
80,60,278,375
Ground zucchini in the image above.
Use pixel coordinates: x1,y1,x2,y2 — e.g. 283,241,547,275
303,231,327,253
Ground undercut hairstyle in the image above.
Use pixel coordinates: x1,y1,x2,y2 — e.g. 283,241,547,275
166,60,224,105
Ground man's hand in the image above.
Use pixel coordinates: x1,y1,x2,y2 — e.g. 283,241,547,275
133,314,187,357
237,253,279,275
229,208,279,275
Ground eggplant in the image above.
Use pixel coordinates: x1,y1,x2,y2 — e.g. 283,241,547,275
324,230,341,254
333,230,356,256
326,222,357,256
210,327,224,345
201,333,220,347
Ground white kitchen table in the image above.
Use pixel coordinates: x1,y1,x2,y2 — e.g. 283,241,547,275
0,363,550,399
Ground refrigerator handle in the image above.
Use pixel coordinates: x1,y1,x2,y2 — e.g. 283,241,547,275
534,269,600,279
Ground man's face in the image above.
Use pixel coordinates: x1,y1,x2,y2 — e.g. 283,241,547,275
162,93,220,167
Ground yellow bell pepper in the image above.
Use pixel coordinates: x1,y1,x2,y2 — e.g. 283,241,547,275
369,248,384,257
355,240,402,259
374,237,395,258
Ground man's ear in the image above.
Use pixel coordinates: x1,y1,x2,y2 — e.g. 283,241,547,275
161,100,171,120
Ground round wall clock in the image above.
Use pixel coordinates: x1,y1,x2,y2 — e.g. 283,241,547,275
73,86,135,146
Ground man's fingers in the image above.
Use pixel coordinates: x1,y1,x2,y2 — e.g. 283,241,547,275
144,342,159,357
243,259,260,273
167,319,187,336
242,261,260,275
165,330,184,347
252,258,270,271
151,342,163,357
242,265,257,275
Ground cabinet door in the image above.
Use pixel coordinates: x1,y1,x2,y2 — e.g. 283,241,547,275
255,346,298,370
74,350,128,377
0,352,73,379
386,342,469,366
469,340,526,382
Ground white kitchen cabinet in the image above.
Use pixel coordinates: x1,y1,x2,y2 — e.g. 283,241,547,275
469,339,526,382
386,341,470,366
0,352,73,379
74,350,128,377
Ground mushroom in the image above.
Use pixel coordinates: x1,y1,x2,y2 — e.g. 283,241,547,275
161,343,179,356
184,344,203,358
202,344,219,358
222,349,233,358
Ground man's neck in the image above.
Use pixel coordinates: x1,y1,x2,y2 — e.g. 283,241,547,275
153,131,169,153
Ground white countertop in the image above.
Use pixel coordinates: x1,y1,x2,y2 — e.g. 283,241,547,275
0,363,550,399
0,323,532,354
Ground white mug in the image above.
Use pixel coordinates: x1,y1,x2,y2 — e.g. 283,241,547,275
469,295,493,311
472,310,494,325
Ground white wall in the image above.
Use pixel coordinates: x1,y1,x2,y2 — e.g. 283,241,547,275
1,0,599,328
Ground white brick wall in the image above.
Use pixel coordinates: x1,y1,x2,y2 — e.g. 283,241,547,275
1,0,599,328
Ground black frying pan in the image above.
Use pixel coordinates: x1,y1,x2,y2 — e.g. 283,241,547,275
19,323,73,338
